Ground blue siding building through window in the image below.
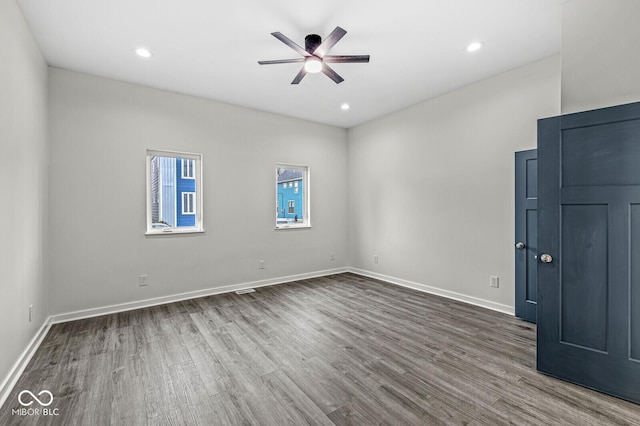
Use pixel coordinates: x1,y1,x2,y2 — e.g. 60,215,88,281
177,158,196,227
277,169,303,221
150,156,195,227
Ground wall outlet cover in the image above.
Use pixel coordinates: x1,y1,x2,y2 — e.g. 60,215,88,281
490,275,499,288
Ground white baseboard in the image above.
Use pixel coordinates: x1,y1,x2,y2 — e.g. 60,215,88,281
0,319,52,409
347,268,515,316
50,267,349,324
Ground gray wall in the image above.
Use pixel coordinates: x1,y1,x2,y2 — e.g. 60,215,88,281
48,68,348,315
0,0,49,389
562,0,640,114
348,56,560,311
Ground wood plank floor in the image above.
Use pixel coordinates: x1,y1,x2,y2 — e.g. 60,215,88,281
1,273,639,425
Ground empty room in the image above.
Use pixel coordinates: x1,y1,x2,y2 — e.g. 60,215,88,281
2,0,640,424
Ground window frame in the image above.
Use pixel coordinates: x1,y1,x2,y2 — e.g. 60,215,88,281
146,149,203,235
275,163,310,229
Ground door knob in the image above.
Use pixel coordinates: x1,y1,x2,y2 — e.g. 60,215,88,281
540,254,553,263
515,242,526,249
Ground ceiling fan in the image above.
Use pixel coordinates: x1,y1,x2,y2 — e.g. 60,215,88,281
258,26,370,84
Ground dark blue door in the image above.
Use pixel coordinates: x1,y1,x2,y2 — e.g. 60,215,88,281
537,102,640,404
515,149,537,323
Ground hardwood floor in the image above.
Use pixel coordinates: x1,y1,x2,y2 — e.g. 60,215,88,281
1,273,639,425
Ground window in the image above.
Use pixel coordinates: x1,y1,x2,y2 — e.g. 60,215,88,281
146,149,203,234
182,192,195,214
276,164,310,228
182,158,195,179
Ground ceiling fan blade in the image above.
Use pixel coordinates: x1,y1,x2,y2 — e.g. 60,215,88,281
271,32,310,57
291,67,307,84
323,55,370,63
313,26,347,58
258,58,305,65
321,64,344,84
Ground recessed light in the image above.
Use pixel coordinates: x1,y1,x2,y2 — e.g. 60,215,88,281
465,41,483,53
340,103,350,111
134,47,153,58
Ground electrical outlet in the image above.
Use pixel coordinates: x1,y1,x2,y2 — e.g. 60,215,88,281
490,275,499,288
259,260,265,270
139,275,149,286
29,304,33,322
330,252,335,261
374,254,379,264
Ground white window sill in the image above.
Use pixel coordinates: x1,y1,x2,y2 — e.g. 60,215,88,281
274,225,312,230
145,228,205,236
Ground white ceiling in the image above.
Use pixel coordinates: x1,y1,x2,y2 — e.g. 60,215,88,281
17,0,563,128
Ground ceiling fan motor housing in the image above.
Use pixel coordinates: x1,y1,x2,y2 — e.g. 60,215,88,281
304,34,322,53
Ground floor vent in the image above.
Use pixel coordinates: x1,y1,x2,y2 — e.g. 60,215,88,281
235,288,256,295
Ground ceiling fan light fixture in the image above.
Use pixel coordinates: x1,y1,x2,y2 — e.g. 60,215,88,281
304,57,323,73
